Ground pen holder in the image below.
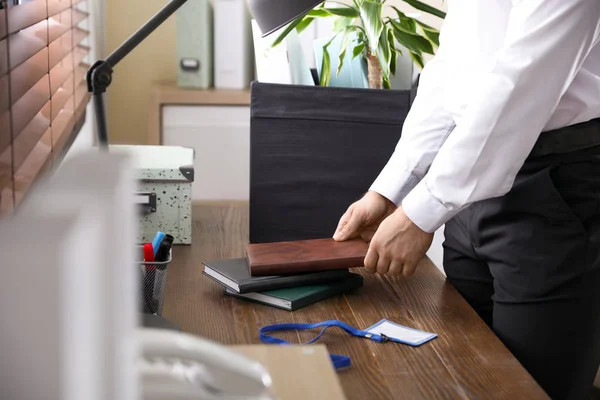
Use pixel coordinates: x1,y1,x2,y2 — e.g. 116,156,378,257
137,246,173,315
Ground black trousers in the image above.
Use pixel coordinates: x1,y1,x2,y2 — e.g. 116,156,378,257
444,144,600,400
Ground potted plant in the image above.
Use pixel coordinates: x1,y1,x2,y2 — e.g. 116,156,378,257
270,0,446,89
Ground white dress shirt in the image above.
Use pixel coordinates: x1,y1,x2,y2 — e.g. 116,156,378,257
370,0,600,233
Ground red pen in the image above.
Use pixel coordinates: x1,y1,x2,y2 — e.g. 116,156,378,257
143,243,156,313
143,243,155,264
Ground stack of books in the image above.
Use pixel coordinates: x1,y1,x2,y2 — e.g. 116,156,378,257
203,238,366,311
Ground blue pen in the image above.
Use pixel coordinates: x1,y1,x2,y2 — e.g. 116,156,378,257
151,231,166,256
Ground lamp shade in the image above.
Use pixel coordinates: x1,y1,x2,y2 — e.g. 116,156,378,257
247,0,323,36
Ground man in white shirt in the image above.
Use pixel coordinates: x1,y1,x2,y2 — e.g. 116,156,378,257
333,1,600,398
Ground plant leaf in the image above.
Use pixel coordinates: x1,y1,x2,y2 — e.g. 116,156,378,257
354,24,367,40
422,28,440,47
337,26,359,76
359,1,384,53
390,46,397,75
323,7,360,18
410,52,425,69
307,8,335,17
412,18,435,31
401,17,417,32
333,16,354,33
352,42,365,59
388,19,433,54
389,7,417,32
402,0,446,19
388,28,397,76
391,24,434,55
320,37,337,86
307,6,359,18
383,75,392,89
296,17,315,35
376,26,391,80
271,16,304,48
414,19,440,47
387,15,416,35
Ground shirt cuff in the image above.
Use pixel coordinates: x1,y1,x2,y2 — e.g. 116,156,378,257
401,180,459,233
369,166,421,206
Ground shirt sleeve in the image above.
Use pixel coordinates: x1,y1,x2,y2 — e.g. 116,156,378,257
368,10,456,205
401,0,600,233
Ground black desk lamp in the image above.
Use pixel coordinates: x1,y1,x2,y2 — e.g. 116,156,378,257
86,0,322,149
86,0,188,149
248,0,323,36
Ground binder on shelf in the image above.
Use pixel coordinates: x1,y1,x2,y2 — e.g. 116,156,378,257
214,0,253,90
176,0,213,89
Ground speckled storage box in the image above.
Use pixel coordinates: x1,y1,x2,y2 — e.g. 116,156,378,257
110,145,195,244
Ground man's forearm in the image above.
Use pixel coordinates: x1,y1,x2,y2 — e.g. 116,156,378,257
369,17,456,206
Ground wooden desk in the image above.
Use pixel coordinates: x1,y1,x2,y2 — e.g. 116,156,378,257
162,202,549,400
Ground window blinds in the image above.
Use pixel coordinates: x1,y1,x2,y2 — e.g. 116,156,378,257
0,0,91,216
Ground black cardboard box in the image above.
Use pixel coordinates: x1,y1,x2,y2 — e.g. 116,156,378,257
249,81,417,243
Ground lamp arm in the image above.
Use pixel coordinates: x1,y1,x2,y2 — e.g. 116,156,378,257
86,0,188,149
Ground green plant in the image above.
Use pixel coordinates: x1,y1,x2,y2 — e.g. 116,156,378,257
272,0,446,89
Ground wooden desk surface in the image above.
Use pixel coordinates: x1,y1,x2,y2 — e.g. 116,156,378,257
162,202,549,400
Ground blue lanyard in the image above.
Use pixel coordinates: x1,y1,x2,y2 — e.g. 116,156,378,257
259,320,389,370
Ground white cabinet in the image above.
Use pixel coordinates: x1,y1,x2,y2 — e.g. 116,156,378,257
162,105,250,201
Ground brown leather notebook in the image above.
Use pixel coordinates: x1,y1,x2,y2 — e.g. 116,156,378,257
246,238,368,276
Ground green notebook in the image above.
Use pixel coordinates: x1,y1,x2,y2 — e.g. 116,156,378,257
224,273,364,311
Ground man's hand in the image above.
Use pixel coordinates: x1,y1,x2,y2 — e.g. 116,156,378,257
365,207,434,276
333,191,397,243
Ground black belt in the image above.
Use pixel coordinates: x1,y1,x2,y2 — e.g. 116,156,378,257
529,118,600,158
